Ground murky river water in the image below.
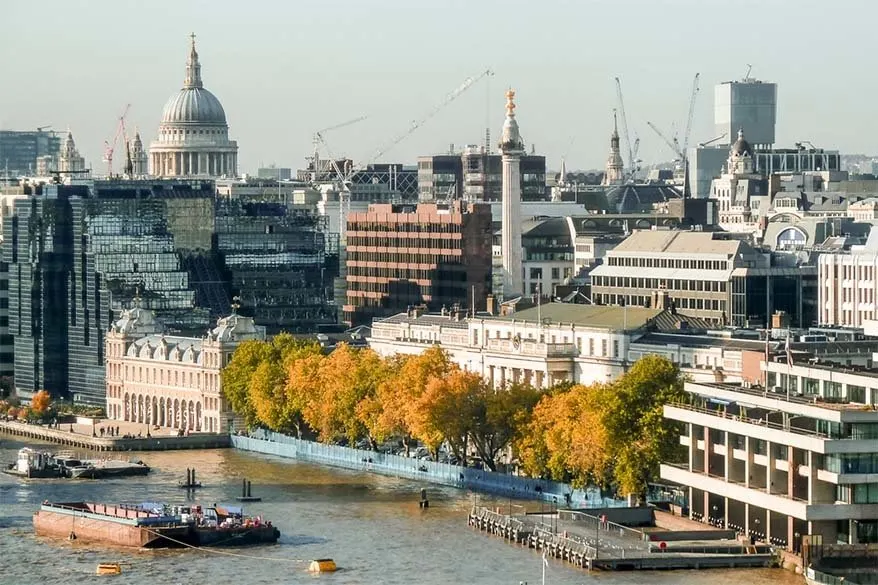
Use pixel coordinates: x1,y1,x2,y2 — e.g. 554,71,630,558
0,435,804,585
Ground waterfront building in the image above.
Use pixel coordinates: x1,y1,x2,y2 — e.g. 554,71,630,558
369,303,711,388
0,258,10,384
661,352,878,549
417,148,546,203
257,166,292,181
343,200,492,327
589,230,817,328
600,113,624,186
149,34,238,178
0,129,62,177
105,305,264,433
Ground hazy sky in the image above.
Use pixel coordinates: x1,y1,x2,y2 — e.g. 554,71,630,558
2,0,875,174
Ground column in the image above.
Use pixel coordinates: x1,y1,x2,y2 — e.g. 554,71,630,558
535,370,544,388
723,431,730,481
219,153,225,176
766,440,774,494
688,423,695,470
745,436,753,488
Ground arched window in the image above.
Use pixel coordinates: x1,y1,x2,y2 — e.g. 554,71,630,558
776,227,807,250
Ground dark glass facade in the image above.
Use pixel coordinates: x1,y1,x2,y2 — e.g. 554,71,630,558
6,179,334,404
0,130,62,176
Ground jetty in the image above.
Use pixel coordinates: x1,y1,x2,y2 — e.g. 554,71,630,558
468,506,777,571
0,420,229,452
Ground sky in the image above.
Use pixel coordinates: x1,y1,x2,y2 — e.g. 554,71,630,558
2,0,876,175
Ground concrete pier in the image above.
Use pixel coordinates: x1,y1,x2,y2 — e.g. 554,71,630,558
0,421,230,452
468,506,777,572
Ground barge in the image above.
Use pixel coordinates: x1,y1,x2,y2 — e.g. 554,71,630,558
34,501,280,548
3,448,150,479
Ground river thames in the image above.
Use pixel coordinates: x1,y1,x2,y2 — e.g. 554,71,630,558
0,435,804,585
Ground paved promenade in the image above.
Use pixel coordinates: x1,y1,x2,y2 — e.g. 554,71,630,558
0,419,229,451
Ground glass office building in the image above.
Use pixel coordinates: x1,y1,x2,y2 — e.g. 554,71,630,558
5,179,334,404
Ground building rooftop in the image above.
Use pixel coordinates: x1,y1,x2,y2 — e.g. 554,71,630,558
495,303,663,331
609,230,750,256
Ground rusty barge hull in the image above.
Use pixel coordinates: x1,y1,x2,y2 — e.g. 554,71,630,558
33,503,187,548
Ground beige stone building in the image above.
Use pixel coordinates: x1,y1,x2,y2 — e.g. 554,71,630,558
105,305,264,433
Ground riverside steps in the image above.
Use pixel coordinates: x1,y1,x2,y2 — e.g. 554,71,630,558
0,420,230,452
468,506,778,572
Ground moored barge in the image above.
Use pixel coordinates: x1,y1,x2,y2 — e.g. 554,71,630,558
34,501,280,548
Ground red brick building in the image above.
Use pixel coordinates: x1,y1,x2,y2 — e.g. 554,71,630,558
343,201,492,326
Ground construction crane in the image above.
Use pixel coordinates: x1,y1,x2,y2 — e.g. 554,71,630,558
614,77,637,179
103,104,131,176
647,73,700,167
367,68,494,165
312,116,368,184
647,121,681,160
36,125,53,132
679,72,700,168
698,133,727,148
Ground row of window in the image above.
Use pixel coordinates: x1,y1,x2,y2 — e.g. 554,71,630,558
607,257,731,270
837,483,878,505
592,276,727,292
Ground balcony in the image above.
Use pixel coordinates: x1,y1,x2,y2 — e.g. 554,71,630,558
484,337,578,358
665,402,878,455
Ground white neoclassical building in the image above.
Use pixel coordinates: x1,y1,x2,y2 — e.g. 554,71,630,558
149,34,238,178
105,305,264,433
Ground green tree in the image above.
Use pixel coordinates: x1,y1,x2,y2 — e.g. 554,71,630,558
222,340,271,426
602,355,687,498
469,382,541,472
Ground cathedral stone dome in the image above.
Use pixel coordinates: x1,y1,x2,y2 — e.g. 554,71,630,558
161,87,226,125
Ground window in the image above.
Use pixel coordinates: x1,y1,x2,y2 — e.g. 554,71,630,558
601,339,607,357
551,267,560,280
849,385,867,404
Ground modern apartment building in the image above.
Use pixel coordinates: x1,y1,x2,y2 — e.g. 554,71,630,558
417,147,546,202
661,354,878,551
344,201,492,326
589,230,817,328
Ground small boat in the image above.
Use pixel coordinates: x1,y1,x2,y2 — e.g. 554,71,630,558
96,563,122,575
2,448,150,479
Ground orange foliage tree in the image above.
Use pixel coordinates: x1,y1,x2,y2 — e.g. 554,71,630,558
30,390,53,417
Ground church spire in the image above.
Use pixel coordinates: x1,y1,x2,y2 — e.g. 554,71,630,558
184,32,203,89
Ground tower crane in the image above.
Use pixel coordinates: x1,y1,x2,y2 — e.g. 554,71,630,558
679,72,700,169
614,77,638,182
367,68,494,166
103,104,131,177
312,116,368,185
646,72,700,168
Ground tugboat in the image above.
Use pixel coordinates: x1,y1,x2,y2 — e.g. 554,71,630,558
2,448,63,478
34,501,280,548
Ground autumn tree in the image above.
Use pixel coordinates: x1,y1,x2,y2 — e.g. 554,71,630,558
356,346,453,454
30,390,53,418
224,334,321,432
516,383,610,486
412,368,483,463
298,344,391,445
469,382,541,472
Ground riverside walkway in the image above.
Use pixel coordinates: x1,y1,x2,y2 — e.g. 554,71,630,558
0,420,230,451
468,506,777,571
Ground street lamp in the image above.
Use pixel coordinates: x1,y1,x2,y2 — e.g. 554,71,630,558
553,497,558,533
711,504,719,527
